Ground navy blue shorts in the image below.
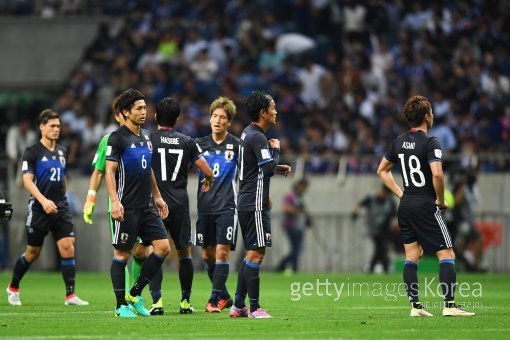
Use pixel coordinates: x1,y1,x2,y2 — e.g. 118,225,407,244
238,210,272,250
111,207,167,250
196,212,238,250
398,204,453,254
26,202,74,247
163,211,192,250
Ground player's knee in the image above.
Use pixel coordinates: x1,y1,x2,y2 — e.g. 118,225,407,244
215,248,229,262
132,246,147,261
24,249,41,262
155,242,171,257
437,248,455,260
201,249,214,264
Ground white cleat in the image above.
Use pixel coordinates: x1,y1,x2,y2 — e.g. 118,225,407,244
443,306,475,317
6,286,22,306
410,307,433,317
65,295,89,306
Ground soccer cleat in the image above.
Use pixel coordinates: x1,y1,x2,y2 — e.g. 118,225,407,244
115,305,137,318
443,302,475,317
229,305,250,318
248,307,273,319
149,298,164,315
6,285,21,306
65,294,89,306
205,302,221,313
125,293,151,316
410,302,433,317
217,297,233,311
179,299,194,314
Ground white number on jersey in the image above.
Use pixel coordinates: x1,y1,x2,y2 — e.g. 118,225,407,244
157,148,183,181
398,154,425,187
49,167,61,181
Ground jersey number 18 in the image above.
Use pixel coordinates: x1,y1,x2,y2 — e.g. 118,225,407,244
398,154,425,187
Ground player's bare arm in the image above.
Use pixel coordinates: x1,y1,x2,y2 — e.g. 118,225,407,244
377,157,403,199
151,169,169,219
22,172,57,214
276,164,292,176
195,156,214,192
430,161,447,209
105,160,123,221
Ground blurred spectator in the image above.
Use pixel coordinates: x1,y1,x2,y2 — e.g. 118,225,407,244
6,118,37,181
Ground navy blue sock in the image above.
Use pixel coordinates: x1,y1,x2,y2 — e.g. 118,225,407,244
210,262,229,303
111,258,127,308
206,262,215,281
130,253,165,297
234,258,247,308
10,255,31,289
179,257,193,301
149,266,163,304
403,260,419,304
439,259,456,302
245,260,261,312
60,257,76,297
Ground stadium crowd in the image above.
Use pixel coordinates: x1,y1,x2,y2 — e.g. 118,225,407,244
3,0,510,173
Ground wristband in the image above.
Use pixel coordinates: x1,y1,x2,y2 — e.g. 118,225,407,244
87,189,97,202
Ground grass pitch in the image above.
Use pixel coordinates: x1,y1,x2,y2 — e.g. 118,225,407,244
0,271,508,338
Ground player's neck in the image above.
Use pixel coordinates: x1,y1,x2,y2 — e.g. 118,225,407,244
253,121,269,133
212,131,228,143
412,123,428,134
40,137,56,151
125,120,141,136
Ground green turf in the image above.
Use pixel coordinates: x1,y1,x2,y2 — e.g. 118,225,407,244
0,272,508,338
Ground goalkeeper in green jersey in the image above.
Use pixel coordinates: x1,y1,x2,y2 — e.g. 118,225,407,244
83,96,164,315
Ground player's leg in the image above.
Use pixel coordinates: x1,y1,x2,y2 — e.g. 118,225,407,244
134,244,164,314
214,244,233,310
7,244,41,306
108,209,131,292
202,246,220,312
230,211,251,317
56,236,88,305
131,241,147,285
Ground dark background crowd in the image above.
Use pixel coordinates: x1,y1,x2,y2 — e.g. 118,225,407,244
2,0,510,174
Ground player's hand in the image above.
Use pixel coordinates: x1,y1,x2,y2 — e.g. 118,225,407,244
42,199,58,215
268,138,280,149
112,200,124,222
436,200,448,210
201,178,213,193
154,196,169,219
83,192,96,224
268,196,273,210
276,164,292,177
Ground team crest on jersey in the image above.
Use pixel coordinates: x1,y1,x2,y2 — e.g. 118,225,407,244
265,233,271,242
120,233,129,243
226,144,233,150
59,156,66,166
197,233,203,244
225,150,234,161
139,142,144,147
147,141,153,151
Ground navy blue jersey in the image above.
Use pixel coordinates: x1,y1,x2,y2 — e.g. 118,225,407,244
21,142,68,209
195,134,240,214
106,126,153,209
151,128,202,212
385,130,442,206
237,124,277,211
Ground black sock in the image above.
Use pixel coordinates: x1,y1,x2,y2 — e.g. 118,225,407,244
206,262,215,281
403,260,419,304
245,260,261,312
111,258,127,308
179,257,193,301
10,255,31,289
439,259,456,302
234,258,247,308
149,266,163,304
130,253,165,297
211,262,229,303
60,257,76,297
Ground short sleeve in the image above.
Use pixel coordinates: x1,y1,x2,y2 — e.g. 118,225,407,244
187,137,202,161
21,147,36,174
427,137,442,164
384,140,398,163
92,135,109,171
106,131,123,163
251,133,272,166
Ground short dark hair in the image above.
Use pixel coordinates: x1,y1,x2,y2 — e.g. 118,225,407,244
117,89,145,114
246,90,273,122
156,97,180,128
38,109,59,125
403,95,431,127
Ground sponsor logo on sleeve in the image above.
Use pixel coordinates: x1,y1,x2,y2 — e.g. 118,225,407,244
261,148,271,160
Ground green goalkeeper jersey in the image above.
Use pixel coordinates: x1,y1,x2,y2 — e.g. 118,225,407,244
92,134,112,211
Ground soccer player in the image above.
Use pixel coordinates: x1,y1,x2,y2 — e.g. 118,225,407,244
230,90,291,319
6,109,88,306
83,96,164,315
105,89,170,318
377,95,475,317
195,96,240,313
151,97,214,314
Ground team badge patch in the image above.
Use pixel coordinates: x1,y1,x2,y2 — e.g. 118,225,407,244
434,149,442,158
22,161,28,171
225,150,234,161
106,146,112,156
